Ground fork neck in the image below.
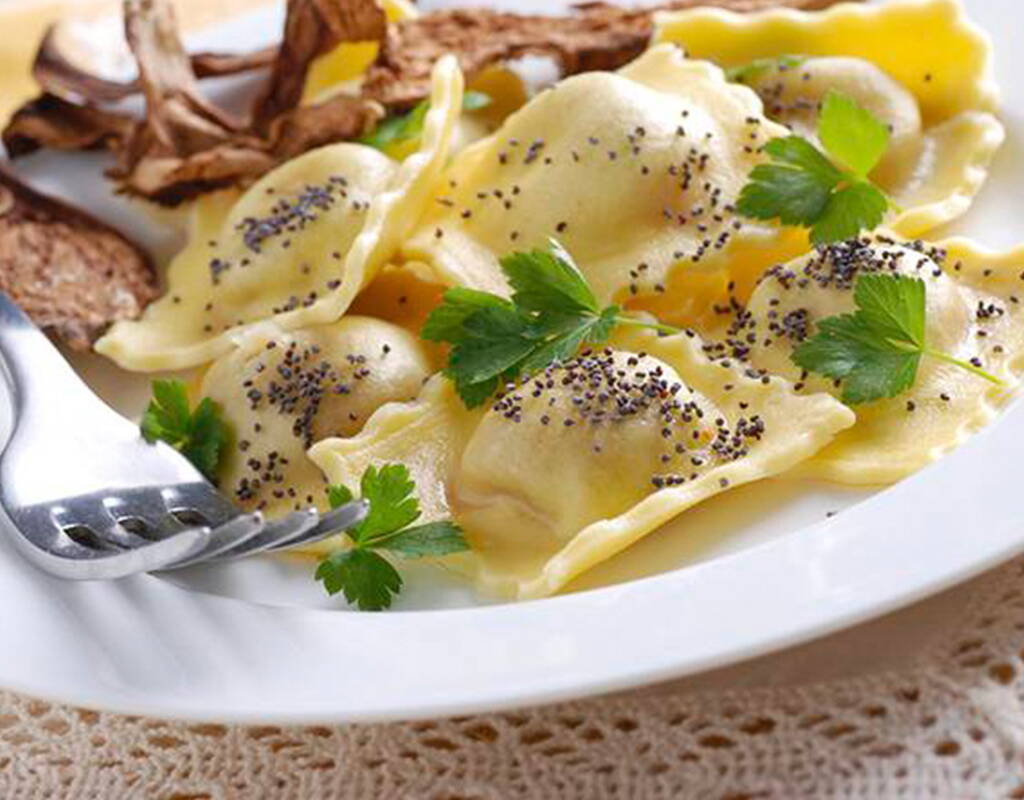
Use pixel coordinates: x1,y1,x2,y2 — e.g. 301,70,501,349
0,293,100,422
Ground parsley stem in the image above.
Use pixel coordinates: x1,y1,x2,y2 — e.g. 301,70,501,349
361,528,407,548
923,348,1003,387
614,315,684,338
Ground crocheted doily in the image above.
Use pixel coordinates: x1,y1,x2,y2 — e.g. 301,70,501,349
3,557,1024,798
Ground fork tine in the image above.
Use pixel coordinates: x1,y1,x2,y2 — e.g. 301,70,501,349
87,526,213,579
48,505,123,550
200,509,319,562
159,512,267,569
100,487,233,540
49,503,153,552
19,524,212,580
97,522,164,551
101,495,180,541
306,501,368,542
258,514,336,552
62,502,189,553
257,501,369,554
47,529,118,560
161,485,238,528
253,517,349,554
205,500,368,562
74,520,158,552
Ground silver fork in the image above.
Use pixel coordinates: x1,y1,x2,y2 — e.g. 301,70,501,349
0,293,365,580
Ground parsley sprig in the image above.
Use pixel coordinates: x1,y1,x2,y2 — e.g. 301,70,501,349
793,273,1002,404
726,54,806,85
737,90,892,245
315,464,467,611
422,241,680,407
360,91,492,154
140,379,229,480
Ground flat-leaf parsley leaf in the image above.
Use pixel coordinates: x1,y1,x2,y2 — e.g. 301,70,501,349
737,90,892,245
792,273,1003,404
140,379,229,480
315,464,467,610
360,91,492,154
817,90,890,177
422,240,680,407
725,54,806,85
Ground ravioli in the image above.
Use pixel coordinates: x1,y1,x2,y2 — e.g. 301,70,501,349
704,235,1024,484
348,263,447,336
400,44,810,326
202,316,433,517
96,55,463,372
654,0,1004,238
309,331,853,598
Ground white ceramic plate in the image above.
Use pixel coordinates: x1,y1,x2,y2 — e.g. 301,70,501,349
0,0,1022,724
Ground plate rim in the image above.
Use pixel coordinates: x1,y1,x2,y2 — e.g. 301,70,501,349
1,404,1021,724
0,0,1022,724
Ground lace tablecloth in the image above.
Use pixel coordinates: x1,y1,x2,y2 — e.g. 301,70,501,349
3,555,1024,798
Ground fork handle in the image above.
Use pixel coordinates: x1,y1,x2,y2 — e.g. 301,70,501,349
0,292,94,422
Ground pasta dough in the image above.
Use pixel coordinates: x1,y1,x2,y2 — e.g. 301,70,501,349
202,316,433,517
309,330,853,598
654,0,1004,238
703,235,1024,483
401,44,808,324
96,55,463,371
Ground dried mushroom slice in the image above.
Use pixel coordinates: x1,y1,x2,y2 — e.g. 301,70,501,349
32,23,142,105
264,95,383,162
0,167,156,350
361,0,847,109
31,19,276,105
2,0,853,206
252,0,387,131
108,0,274,204
2,93,134,158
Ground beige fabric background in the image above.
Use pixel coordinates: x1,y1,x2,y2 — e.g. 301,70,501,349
1,1,1023,797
